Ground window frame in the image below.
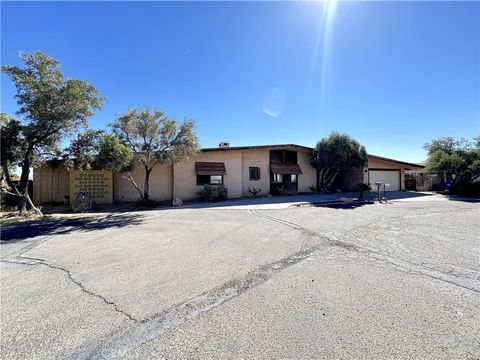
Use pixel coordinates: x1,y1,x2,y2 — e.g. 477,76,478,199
196,175,224,186
249,166,260,181
271,174,283,183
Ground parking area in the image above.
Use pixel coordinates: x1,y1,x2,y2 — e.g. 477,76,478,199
1,193,479,359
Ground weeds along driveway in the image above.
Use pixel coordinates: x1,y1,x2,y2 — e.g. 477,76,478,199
1,198,479,359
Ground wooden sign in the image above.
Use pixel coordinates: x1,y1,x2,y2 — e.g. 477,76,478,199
69,170,113,204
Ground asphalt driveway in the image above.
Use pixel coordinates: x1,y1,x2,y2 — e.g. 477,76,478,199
1,193,479,359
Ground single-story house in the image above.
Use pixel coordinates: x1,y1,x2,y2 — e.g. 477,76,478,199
33,142,424,204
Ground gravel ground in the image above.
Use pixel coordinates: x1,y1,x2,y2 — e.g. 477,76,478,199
1,193,479,359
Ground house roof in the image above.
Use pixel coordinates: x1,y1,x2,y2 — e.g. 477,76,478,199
368,154,424,169
201,144,313,152
40,143,424,170
201,144,424,169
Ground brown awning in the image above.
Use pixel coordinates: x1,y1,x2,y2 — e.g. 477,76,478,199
270,163,303,175
195,162,226,175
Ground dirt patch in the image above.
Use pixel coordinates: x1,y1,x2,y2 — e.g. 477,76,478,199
0,211,43,224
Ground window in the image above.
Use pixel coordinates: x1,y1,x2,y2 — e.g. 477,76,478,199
287,174,297,183
270,150,298,163
197,175,224,185
284,150,297,163
272,174,283,183
270,150,283,163
249,167,260,181
210,175,223,184
271,174,297,183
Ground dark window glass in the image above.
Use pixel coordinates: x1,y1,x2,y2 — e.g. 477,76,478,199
197,175,224,185
284,174,297,183
270,150,297,163
249,167,260,180
270,150,283,163
284,150,297,163
197,175,210,185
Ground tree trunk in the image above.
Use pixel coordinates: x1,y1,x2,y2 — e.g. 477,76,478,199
318,169,326,192
16,195,27,212
144,166,151,202
324,169,340,190
122,173,144,201
15,159,31,211
26,192,42,215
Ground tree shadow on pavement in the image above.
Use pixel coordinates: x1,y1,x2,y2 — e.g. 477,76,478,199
0,213,145,242
312,200,376,210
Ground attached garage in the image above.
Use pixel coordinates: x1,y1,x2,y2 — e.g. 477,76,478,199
368,169,401,191
366,155,424,192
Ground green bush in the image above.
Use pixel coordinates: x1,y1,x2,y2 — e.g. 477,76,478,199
196,185,213,202
352,182,372,200
274,185,288,196
196,184,228,202
247,187,262,197
216,185,228,201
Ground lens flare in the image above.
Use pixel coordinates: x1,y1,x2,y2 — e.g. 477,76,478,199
263,88,287,117
310,0,338,112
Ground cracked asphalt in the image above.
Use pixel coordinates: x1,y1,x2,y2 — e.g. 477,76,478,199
1,194,479,359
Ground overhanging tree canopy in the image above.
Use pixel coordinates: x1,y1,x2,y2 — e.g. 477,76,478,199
1,51,104,212
106,107,200,202
424,137,480,190
311,132,368,192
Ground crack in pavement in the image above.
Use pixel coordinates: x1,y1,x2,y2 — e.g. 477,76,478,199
2,254,138,323
5,207,478,359
2,214,139,323
34,259,139,323
251,209,480,293
0,259,37,266
71,207,477,360
69,244,321,360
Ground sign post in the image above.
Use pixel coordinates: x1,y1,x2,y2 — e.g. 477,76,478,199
375,182,383,202
383,183,390,200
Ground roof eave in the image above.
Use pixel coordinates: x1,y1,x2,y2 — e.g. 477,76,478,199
367,154,425,169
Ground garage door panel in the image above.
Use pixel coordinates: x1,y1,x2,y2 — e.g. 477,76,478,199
369,170,400,191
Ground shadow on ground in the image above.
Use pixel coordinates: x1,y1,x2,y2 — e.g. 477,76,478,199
168,191,439,210
0,213,145,242
311,200,376,209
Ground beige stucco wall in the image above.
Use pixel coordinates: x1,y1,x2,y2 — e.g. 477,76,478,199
173,150,243,201
241,149,270,196
297,150,317,193
174,148,316,200
34,150,418,204
33,165,70,204
114,162,173,202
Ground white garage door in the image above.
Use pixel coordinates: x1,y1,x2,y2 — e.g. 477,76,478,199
369,170,400,191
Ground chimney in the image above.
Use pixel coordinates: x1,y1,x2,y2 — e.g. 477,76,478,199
218,141,230,148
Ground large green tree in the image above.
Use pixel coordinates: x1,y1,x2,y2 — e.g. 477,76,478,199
424,137,480,190
1,51,104,212
108,107,199,202
64,129,104,170
311,132,368,192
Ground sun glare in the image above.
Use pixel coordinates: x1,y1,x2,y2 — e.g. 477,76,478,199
310,0,339,111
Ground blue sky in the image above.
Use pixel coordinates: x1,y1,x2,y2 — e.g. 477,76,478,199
1,1,479,163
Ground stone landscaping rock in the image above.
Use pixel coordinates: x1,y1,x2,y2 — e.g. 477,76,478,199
71,192,95,212
172,197,183,207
